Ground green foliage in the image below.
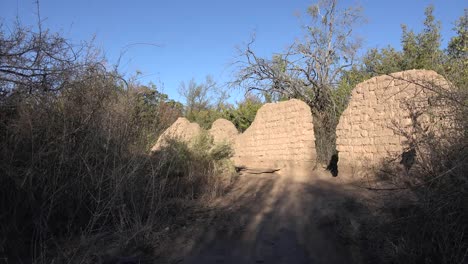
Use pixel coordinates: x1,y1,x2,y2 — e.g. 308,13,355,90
190,131,234,162
209,142,234,161
154,131,235,206
157,131,234,184
360,5,444,77
333,66,370,115
447,9,467,59
222,94,263,132
401,5,442,70
186,108,223,129
445,9,468,90
130,83,183,149
179,76,228,129
362,47,404,75
352,5,468,102
335,6,446,132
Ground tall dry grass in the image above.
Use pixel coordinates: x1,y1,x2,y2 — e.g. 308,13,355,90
0,69,235,263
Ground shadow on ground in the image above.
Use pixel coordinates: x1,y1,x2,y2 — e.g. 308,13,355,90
158,171,376,264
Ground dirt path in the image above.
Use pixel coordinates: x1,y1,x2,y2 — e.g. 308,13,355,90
164,171,371,264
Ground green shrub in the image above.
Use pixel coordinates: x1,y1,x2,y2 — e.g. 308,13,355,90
222,95,263,132
154,131,235,199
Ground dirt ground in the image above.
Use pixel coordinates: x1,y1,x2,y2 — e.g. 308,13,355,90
156,170,377,264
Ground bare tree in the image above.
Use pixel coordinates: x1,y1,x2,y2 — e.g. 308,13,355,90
232,0,363,163
235,0,362,110
179,76,215,113
178,75,229,128
0,20,103,97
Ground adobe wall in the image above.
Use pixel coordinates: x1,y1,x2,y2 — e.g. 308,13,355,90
233,99,316,176
153,70,453,178
152,99,317,176
336,69,452,175
209,118,239,145
151,117,201,152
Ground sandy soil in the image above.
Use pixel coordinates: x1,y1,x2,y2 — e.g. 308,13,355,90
160,171,373,264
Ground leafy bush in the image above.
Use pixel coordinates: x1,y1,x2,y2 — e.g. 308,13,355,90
154,131,235,199
222,94,263,132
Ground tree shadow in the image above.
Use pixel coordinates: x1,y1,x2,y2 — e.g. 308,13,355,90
160,173,377,264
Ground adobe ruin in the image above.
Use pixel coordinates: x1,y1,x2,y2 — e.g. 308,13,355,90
152,70,453,178
336,69,453,175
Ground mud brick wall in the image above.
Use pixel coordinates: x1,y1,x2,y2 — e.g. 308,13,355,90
153,70,451,178
151,117,201,152
233,99,316,175
209,118,239,145
336,69,452,172
153,100,317,175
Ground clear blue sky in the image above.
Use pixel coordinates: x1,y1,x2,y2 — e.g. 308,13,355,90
1,0,466,102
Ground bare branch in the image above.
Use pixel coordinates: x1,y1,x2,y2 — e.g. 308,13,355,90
0,22,106,95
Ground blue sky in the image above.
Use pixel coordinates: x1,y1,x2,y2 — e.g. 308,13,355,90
1,0,465,102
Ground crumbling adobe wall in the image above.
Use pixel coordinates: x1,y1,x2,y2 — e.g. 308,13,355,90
209,118,238,144
152,100,317,176
233,99,316,176
153,70,453,178
151,117,201,152
336,69,452,174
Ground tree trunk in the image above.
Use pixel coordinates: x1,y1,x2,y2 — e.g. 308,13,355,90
311,108,338,166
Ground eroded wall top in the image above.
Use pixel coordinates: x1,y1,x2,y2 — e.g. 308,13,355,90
152,99,317,176
209,118,239,145
151,117,201,152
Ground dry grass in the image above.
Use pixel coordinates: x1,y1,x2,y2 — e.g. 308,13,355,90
0,70,236,263
348,80,468,264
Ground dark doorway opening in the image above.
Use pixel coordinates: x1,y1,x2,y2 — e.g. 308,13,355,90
327,151,339,177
